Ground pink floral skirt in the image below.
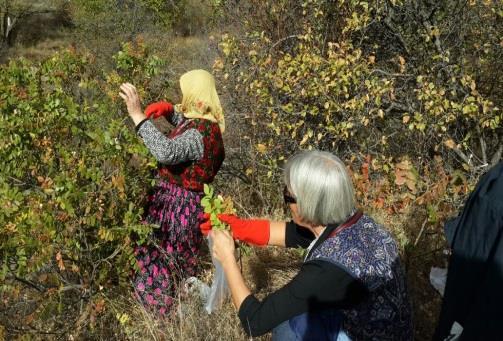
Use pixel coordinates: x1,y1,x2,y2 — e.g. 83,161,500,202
133,180,203,315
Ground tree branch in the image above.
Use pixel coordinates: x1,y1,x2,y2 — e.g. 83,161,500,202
422,19,443,55
269,35,300,53
385,101,414,113
451,145,472,166
371,69,414,78
6,274,46,292
383,15,410,56
491,144,502,167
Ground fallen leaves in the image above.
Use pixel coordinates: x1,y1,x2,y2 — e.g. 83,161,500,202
394,160,418,193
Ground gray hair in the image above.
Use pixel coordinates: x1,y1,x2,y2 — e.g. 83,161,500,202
284,150,356,226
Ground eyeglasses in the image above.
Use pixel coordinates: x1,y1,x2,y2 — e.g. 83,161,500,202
283,186,297,204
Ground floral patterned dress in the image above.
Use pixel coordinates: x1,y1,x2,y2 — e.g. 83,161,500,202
133,112,224,315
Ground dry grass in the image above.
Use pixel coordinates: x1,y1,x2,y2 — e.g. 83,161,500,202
0,38,74,63
138,32,218,82
89,247,302,341
103,291,250,340
0,209,446,340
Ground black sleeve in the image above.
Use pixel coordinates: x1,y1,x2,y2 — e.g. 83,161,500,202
237,260,368,337
284,221,315,248
135,117,150,133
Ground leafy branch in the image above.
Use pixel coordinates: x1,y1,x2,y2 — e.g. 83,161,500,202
201,184,251,256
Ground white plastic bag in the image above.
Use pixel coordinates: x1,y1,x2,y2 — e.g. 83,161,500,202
430,267,448,296
204,235,229,313
185,276,210,301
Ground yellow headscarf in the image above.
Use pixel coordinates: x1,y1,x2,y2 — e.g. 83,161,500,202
175,69,225,133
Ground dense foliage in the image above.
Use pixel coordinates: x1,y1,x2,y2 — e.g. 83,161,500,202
214,0,502,212
1,0,502,339
0,41,170,335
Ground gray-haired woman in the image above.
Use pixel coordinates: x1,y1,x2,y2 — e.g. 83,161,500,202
201,150,413,340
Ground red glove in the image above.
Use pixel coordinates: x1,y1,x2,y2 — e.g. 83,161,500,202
200,214,270,246
144,101,174,119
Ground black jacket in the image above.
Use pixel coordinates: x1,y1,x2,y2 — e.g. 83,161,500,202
434,162,503,341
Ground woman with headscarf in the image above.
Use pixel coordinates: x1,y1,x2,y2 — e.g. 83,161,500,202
119,69,225,315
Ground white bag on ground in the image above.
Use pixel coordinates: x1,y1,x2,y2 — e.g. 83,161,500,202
204,235,229,313
186,276,211,301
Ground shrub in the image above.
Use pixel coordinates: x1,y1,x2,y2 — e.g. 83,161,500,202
0,41,168,336
214,0,501,210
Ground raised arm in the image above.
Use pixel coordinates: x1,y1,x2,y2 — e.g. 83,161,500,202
136,120,203,164
201,215,288,247
120,83,203,165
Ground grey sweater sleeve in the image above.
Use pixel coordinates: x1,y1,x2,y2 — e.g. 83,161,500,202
137,120,204,164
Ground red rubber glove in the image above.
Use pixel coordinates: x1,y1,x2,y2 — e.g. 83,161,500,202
200,214,270,246
144,101,174,119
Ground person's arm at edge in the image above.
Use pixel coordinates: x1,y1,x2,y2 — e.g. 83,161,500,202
265,220,314,248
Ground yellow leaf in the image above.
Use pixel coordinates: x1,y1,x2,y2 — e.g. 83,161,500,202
112,175,125,193
405,179,417,193
56,252,65,271
394,160,417,193
300,134,309,145
395,160,412,171
403,115,410,123
256,144,267,153
444,139,456,149
212,58,224,71
398,56,406,73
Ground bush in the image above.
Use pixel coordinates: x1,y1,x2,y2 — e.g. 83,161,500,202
0,41,169,337
213,0,502,214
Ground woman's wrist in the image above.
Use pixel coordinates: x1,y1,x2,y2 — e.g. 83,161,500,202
220,253,238,268
130,112,146,126
221,252,250,310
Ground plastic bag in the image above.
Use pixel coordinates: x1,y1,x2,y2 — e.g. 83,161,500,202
430,267,448,296
186,276,211,301
204,235,229,314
